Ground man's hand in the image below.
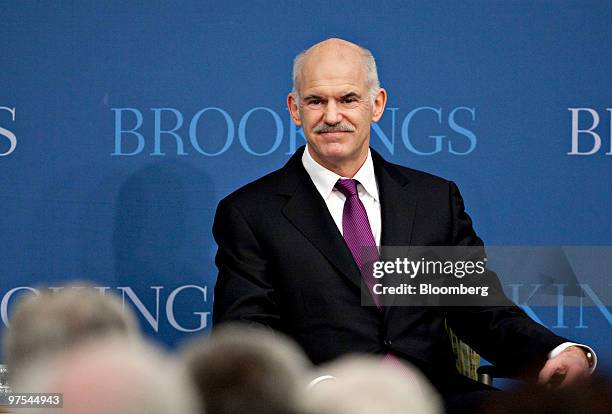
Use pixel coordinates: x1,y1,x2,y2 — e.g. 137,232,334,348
538,346,590,388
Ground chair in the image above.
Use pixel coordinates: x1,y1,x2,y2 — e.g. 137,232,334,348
445,322,506,385
445,321,480,381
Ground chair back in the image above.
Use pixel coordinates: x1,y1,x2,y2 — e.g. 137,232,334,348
445,322,480,381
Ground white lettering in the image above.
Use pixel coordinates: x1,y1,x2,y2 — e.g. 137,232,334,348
568,108,601,155
166,285,209,332
0,106,17,156
118,286,163,332
1,287,39,326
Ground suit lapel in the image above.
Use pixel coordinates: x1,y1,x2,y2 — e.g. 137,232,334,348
373,151,417,248
372,151,418,315
278,147,419,303
279,148,364,290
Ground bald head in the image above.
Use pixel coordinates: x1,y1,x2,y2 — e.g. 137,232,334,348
291,38,380,104
303,38,364,62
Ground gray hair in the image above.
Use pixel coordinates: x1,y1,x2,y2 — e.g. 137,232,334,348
12,338,201,414
291,40,381,105
2,283,140,375
182,323,311,414
305,355,443,414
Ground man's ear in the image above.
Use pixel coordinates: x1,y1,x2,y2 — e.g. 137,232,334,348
287,93,302,126
371,88,388,122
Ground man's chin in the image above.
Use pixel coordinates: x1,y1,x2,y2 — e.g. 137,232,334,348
308,141,367,167
319,146,350,161
320,148,367,168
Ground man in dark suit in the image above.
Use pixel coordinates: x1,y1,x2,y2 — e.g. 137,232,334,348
213,38,593,408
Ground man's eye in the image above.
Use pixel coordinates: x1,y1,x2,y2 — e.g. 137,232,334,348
342,98,357,103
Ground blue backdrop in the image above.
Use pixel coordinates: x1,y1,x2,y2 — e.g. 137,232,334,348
1,1,610,378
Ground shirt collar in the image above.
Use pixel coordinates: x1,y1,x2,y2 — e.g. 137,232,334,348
301,145,379,202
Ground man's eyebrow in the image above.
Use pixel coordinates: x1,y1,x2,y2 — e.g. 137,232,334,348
302,94,325,101
340,92,361,99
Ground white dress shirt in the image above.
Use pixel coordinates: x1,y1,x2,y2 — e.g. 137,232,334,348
302,145,381,246
301,145,596,372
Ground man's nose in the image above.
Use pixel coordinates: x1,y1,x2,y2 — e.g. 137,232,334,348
323,100,342,125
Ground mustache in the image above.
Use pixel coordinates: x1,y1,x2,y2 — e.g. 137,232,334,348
313,123,355,133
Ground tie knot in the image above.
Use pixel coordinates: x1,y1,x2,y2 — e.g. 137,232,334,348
335,179,359,197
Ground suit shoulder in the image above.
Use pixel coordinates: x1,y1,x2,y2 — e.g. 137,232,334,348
217,166,285,210
386,161,453,190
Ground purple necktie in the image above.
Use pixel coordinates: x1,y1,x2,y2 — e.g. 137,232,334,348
336,180,416,377
335,179,381,308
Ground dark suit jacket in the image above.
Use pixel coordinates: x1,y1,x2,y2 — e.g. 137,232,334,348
212,146,567,394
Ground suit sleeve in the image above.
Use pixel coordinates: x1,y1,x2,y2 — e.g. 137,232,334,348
212,198,281,330
443,181,567,379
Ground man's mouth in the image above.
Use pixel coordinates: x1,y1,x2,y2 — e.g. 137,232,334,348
318,131,350,138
